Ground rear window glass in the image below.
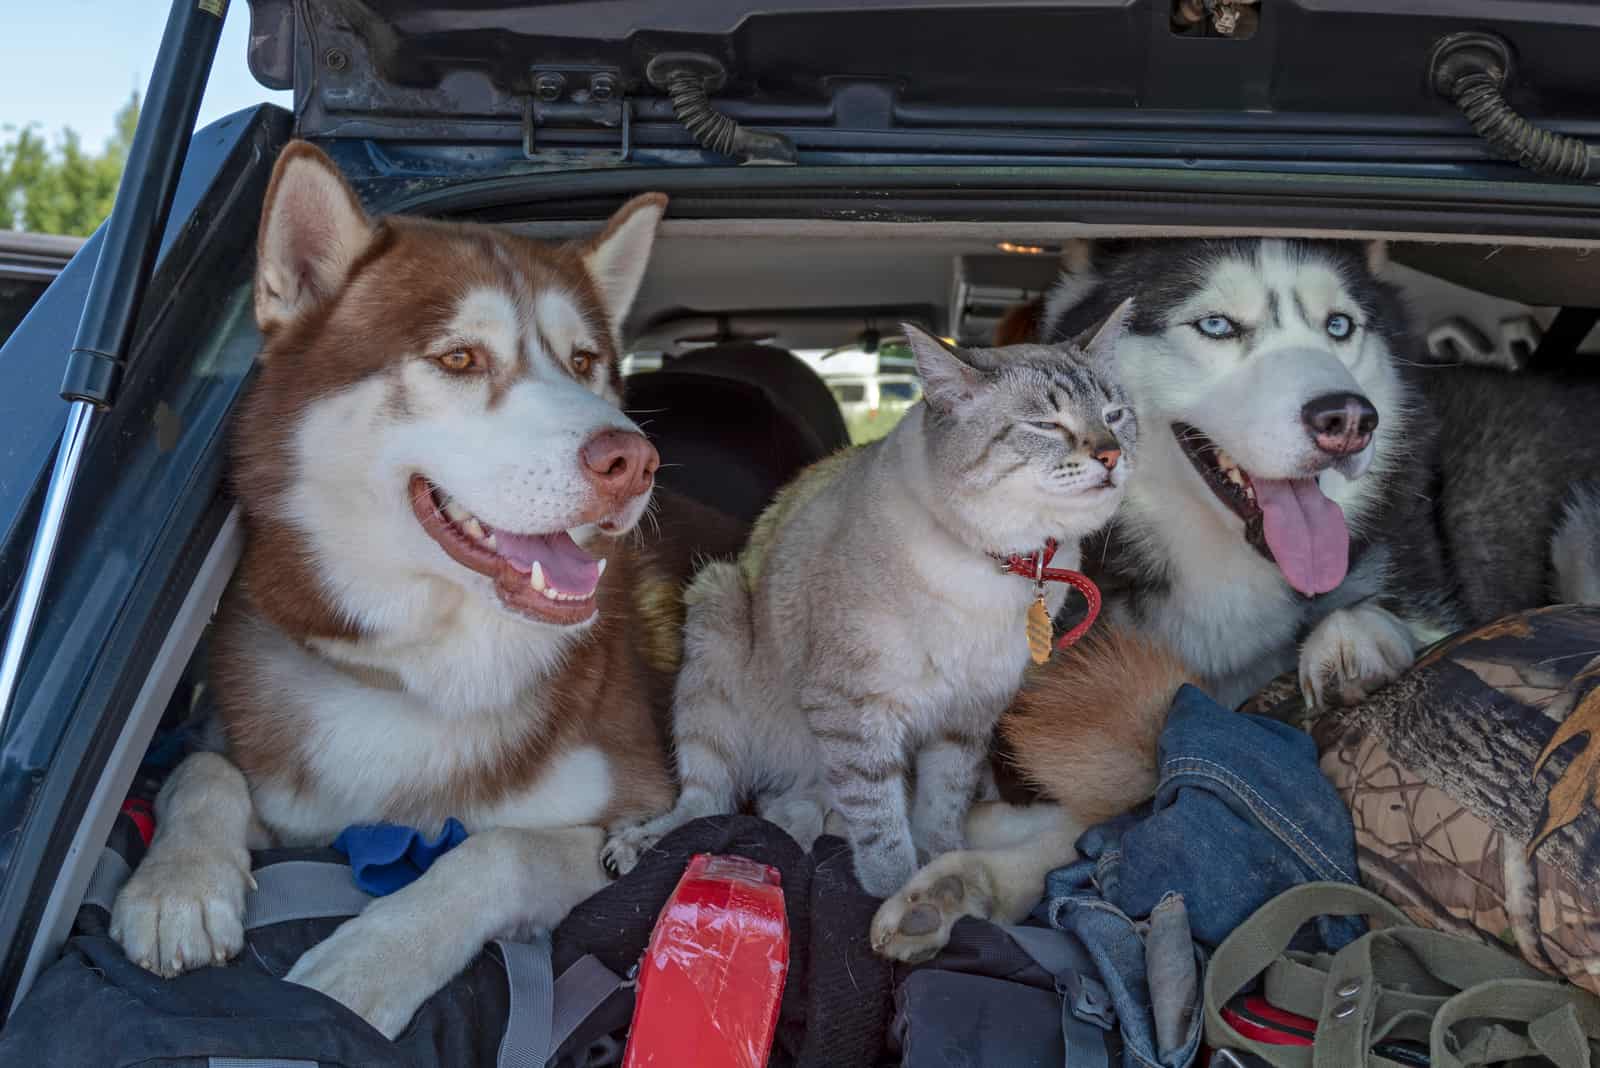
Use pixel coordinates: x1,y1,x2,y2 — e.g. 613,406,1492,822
0,278,51,349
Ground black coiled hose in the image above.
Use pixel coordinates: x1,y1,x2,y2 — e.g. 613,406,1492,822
1451,70,1597,181
660,68,796,165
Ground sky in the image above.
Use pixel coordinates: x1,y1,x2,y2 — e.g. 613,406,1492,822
1,1,292,150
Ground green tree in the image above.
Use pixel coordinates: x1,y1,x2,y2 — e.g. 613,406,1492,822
0,92,140,236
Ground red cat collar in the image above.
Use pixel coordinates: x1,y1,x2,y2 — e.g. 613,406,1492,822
991,538,1102,650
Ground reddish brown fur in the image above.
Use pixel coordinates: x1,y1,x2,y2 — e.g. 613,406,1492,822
214,142,740,830
993,297,1046,346
1001,625,1197,825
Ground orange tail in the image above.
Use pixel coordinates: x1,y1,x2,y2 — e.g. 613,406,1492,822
1000,625,1196,826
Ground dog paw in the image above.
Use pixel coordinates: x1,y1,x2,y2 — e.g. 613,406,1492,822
110,845,253,977
870,852,995,964
286,908,447,1040
1299,604,1416,710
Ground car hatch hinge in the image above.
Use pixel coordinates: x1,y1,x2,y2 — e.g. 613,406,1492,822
523,66,631,164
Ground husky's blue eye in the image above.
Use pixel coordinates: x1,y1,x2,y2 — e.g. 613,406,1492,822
1326,313,1354,340
1194,315,1239,339
1029,421,1060,432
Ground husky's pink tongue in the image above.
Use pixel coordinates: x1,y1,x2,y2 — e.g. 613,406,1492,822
1253,477,1349,595
490,528,602,595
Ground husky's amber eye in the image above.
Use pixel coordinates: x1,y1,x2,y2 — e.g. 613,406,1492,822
571,349,596,377
435,349,480,374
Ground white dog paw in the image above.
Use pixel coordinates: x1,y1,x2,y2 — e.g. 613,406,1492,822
110,846,252,977
1299,604,1416,710
870,851,996,964
286,910,446,1040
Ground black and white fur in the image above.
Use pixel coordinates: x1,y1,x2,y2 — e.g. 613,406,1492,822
1044,237,1600,708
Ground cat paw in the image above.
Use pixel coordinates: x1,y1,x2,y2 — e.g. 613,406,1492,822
758,793,826,853
870,852,996,964
110,845,252,977
853,838,922,900
601,823,661,878
1299,604,1415,710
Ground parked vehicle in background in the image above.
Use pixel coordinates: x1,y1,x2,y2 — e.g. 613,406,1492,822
827,372,924,442
0,231,84,347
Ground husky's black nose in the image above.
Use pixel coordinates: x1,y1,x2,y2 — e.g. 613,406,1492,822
1302,392,1378,457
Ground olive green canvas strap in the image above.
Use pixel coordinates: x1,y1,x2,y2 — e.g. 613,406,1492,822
1204,882,1411,1068
1205,881,1600,1068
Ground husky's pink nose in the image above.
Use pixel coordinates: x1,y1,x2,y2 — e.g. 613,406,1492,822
581,429,659,502
1302,392,1378,457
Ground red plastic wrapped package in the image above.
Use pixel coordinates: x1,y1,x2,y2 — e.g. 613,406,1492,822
622,853,790,1068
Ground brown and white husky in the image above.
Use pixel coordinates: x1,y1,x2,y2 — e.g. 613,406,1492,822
108,141,737,1037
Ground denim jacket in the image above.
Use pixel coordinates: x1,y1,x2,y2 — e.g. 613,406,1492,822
1036,684,1362,1068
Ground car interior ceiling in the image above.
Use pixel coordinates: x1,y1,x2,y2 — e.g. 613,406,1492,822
14,217,1600,1006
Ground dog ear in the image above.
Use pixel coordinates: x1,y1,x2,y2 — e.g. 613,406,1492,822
1364,240,1390,277
1075,296,1135,364
255,141,373,336
904,323,985,414
1060,237,1095,276
584,193,668,330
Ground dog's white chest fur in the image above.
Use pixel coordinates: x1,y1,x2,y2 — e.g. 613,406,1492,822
240,621,613,845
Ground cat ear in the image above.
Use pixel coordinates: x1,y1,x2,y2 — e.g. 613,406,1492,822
1074,296,1135,365
255,141,373,336
904,323,985,414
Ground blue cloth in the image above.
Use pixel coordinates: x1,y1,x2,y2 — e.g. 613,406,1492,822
1035,684,1363,1068
331,819,469,896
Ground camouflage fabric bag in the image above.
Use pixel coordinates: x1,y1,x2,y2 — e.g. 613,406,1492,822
1249,605,1600,997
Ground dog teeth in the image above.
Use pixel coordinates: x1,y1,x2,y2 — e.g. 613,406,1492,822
443,500,470,523
463,517,487,542
538,586,587,603
597,558,607,577
530,561,546,592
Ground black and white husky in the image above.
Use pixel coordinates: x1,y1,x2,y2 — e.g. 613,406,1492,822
1042,237,1600,709
869,236,1600,964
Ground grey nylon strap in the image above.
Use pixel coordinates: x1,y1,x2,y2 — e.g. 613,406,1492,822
1003,924,1111,1068
81,845,131,914
208,1060,318,1067
241,861,373,929
552,954,627,1052
81,847,371,929
496,935,555,1068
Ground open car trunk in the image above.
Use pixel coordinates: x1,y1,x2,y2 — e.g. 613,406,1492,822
3,0,1600,1062
4,201,1599,1052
